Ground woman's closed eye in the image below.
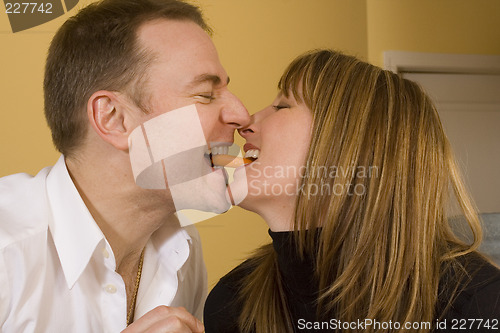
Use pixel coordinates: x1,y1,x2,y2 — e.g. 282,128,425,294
272,104,290,111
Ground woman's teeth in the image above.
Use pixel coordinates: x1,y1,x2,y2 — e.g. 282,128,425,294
244,149,260,160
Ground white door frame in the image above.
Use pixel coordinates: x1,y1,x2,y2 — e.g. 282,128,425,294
384,51,500,75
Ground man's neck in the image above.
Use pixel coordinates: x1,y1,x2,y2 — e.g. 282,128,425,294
65,153,176,270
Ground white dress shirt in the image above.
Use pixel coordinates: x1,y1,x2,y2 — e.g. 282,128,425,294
0,156,207,333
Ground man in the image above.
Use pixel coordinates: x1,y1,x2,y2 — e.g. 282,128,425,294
0,0,249,332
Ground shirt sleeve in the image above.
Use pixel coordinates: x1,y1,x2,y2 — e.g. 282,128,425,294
0,250,10,328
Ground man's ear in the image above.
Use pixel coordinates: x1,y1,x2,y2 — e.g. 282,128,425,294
87,90,133,151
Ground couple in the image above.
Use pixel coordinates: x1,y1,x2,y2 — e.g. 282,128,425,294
0,1,498,333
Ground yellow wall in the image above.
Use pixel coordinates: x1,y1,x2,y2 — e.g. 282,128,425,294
1,0,499,291
367,0,500,67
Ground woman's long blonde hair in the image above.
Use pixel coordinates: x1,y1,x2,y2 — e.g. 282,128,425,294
237,50,482,333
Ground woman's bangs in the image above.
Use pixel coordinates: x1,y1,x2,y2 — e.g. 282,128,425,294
278,57,311,104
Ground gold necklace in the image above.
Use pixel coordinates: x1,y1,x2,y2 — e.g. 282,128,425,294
126,248,145,326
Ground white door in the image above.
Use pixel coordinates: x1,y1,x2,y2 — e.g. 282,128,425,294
385,52,500,213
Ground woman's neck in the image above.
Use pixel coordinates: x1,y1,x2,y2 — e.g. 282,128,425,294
248,199,296,232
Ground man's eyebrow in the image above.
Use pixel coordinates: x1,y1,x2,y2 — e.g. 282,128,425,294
188,74,230,88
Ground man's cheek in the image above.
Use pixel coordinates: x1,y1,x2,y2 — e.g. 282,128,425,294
128,104,207,196
194,105,219,141
127,104,246,223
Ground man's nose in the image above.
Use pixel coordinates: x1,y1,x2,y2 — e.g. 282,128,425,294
220,91,250,129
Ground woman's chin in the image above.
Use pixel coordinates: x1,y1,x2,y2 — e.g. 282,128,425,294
235,191,272,213
234,193,257,211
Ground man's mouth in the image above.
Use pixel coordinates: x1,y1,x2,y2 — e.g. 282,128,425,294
205,144,258,168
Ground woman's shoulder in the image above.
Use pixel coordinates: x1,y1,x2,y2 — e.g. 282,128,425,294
456,252,500,297
204,260,255,333
440,252,500,322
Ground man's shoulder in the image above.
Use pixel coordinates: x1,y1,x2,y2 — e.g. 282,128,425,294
0,168,52,249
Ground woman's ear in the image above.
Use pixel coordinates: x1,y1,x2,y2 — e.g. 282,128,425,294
87,90,134,151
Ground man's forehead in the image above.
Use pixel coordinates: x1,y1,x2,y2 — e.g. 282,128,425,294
137,19,209,50
136,19,228,89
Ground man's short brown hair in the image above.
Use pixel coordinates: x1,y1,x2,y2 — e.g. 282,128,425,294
44,0,211,157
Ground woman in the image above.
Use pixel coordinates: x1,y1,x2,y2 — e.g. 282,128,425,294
204,50,500,333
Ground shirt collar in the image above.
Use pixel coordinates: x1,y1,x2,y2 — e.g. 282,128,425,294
136,214,193,312
46,156,105,289
46,156,194,289
151,213,192,273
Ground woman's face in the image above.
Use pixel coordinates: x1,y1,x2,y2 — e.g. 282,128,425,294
234,92,313,219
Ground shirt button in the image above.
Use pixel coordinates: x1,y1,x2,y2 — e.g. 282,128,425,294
104,284,117,294
102,248,110,259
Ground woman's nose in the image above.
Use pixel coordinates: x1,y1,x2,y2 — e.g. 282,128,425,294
238,106,273,138
238,114,256,138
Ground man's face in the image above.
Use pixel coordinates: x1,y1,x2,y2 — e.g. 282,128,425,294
135,19,250,144
128,19,250,217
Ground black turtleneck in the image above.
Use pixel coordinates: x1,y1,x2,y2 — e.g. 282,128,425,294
270,230,319,326
204,230,500,333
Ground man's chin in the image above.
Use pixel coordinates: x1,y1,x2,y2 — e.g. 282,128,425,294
189,193,231,214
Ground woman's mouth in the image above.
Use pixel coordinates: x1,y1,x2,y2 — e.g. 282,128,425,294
243,143,260,163
243,143,260,164
244,149,260,161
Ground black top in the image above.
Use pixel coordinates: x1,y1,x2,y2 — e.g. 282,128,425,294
204,230,500,333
